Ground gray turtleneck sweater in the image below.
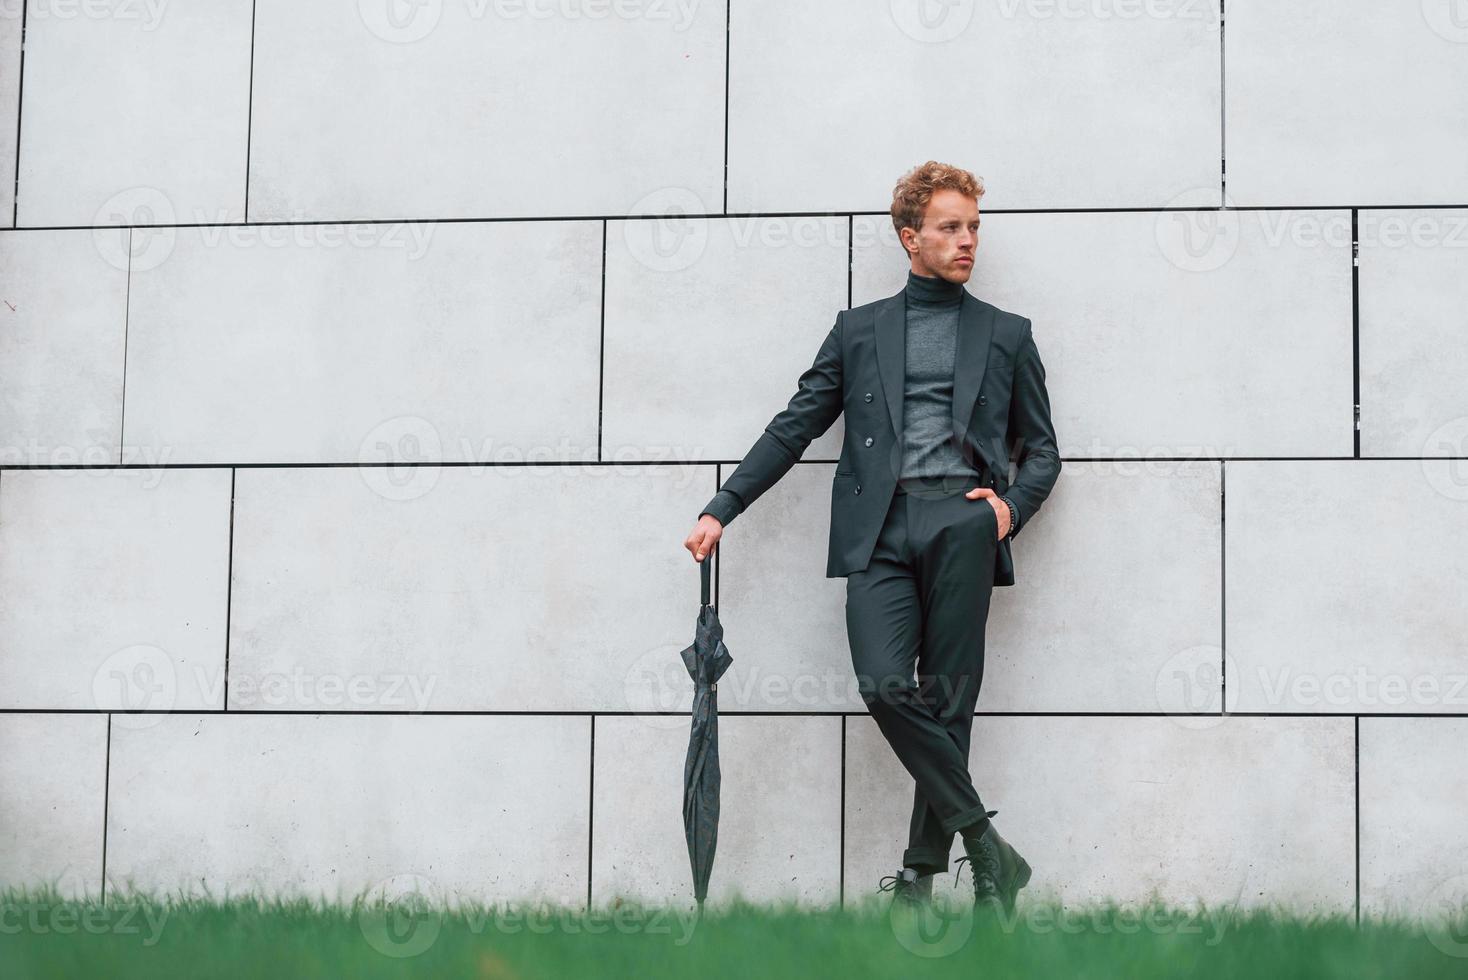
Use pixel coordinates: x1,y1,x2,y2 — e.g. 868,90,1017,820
700,270,1020,533
898,267,983,481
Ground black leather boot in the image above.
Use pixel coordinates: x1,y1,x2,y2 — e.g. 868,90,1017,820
878,866,935,909
955,821,1032,913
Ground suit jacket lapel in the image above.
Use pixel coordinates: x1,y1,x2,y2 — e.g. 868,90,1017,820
874,291,906,444
951,290,995,447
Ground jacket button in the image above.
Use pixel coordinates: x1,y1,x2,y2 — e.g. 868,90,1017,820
863,436,873,447
863,392,873,402
854,484,862,495
979,395,987,406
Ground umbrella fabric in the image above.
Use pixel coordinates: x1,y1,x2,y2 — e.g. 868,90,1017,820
681,556,733,906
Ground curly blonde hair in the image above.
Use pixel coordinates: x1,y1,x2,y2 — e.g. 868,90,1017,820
890,161,985,237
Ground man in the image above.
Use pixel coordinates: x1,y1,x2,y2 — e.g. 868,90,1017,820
682,161,1061,913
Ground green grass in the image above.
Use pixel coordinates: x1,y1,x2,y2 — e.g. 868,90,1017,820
3,884,1467,979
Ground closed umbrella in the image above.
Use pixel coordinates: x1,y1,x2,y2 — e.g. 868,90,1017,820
680,555,733,915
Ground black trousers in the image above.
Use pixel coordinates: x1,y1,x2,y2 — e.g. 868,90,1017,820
845,473,999,876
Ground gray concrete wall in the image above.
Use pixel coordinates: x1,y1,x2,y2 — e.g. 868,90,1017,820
1,0,1466,923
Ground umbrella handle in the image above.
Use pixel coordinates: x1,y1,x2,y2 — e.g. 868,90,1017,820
700,549,712,608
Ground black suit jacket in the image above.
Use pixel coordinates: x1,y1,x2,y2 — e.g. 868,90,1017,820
700,286,1062,585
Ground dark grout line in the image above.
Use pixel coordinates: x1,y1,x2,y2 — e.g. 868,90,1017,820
1220,459,1226,712
0,459,836,473
1219,0,1226,203
3,454,1461,476
1354,714,1361,928
223,468,236,710
712,462,720,612
10,202,1468,235
838,713,846,909
243,0,257,223
846,214,853,309
118,228,131,459
7,708,1467,719
722,0,730,214
10,1,26,226
597,219,606,464
587,714,596,909
101,713,111,906
1351,208,1361,458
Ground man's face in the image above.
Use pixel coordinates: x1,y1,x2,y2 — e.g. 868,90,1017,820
902,188,980,283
